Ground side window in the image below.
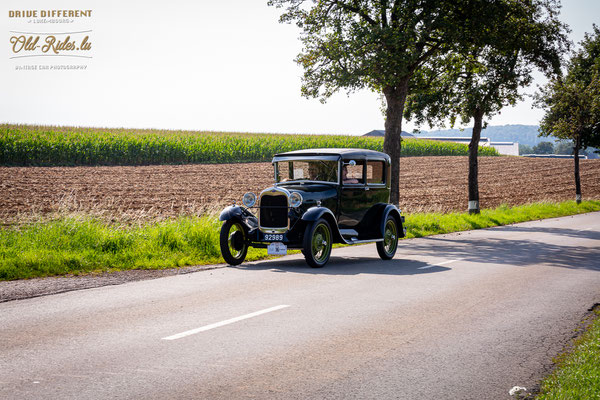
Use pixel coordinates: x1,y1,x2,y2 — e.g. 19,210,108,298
342,161,364,184
366,161,385,184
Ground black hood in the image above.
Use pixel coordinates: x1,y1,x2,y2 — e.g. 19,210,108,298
281,183,338,208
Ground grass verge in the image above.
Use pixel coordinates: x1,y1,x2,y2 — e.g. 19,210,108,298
1,200,599,281
406,200,600,238
535,307,600,399
0,216,269,280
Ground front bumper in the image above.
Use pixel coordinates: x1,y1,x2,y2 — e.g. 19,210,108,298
220,204,305,249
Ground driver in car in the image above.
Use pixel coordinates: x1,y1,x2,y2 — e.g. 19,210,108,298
342,165,359,184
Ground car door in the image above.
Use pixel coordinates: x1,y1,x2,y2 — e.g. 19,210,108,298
364,160,389,206
338,160,369,229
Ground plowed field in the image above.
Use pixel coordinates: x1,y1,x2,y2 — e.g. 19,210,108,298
1,157,599,221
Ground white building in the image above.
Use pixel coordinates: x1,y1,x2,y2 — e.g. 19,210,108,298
363,131,520,156
422,136,490,146
490,142,519,156
420,136,519,156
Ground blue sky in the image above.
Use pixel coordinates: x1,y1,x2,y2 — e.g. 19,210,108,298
2,0,599,135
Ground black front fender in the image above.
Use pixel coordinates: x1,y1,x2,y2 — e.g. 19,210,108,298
219,205,258,233
301,206,336,223
301,207,343,243
219,205,245,222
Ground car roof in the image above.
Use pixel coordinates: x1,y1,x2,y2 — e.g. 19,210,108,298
274,148,390,161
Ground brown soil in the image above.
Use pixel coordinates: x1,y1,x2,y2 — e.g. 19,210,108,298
0,157,599,221
398,157,600,212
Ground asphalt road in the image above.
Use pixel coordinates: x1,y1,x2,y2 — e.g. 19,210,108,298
1,212,600,400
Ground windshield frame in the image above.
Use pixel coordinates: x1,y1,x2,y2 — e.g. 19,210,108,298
273,156,341,186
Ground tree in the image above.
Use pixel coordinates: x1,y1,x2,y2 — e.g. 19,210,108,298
533,141,555,154
553,140,571,155
268,0,499,205
404,0,567,213
519,144,534,155
554,140,589,156
538,25,600,203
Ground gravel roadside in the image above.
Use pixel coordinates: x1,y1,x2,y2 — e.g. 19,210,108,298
0,265,225,303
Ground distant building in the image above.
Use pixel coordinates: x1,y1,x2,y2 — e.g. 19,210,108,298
421,136,491,146
411,136,520,156
522,154,587,159
364,130,414,138
490,142,519,156
365,131,520,155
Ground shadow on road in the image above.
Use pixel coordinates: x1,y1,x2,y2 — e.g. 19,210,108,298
487,225,600,241
235,225,599,274
234,256,451,276
406,226,600,271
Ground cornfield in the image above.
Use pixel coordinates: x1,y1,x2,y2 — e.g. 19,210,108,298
0,124,499,166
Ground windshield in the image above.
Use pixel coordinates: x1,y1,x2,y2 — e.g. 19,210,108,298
275,160,338,183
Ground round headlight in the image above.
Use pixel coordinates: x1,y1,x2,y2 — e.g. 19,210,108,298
242,192,256,207
289,192,303,208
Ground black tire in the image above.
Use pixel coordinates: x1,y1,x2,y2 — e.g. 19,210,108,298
377,215,399,260
220,219,248,265
303,218,333,268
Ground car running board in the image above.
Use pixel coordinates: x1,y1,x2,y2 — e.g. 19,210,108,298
340,229,384,244
345,237,384,244
339,229,359,237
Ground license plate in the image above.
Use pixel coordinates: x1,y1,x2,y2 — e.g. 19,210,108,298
264,234,284,241
267,242,287,255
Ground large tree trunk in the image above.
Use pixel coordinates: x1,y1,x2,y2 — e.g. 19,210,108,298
574,135,582,204
468,109,484,214
383,80,409,206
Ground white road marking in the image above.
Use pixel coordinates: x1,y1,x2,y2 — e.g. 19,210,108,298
162,305,291,341
418,258,464,270
578,227,592,232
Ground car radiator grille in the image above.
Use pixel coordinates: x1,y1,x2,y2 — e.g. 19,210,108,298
259,194,288,229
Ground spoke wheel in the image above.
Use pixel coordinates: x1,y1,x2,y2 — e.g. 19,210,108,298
377,216,398,260
303,219,332,268
220,220,248,265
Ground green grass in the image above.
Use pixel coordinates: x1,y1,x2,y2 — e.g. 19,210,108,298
405,200,600,238
536,308,600,400
0,200,598,281
0,215,270,280
0,123,499,166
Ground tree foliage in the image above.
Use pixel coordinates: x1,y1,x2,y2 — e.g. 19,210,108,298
538,25,600,150
537,25,600,202
268,0,498,204
405,0,567,127
533,141,554,154
269,0,568,207
269,0,486,100
402,0,567,212
519,144,534,155
554,140,591,156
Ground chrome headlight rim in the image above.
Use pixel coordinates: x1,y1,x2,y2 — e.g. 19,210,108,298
242,192,257,208
289,192,303,208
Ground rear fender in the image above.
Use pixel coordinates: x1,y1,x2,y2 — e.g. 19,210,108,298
381,205,405,238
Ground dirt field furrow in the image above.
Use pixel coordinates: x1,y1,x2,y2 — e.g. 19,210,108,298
0,157,598,220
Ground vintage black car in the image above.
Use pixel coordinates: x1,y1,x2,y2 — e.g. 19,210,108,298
219,148,406,268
